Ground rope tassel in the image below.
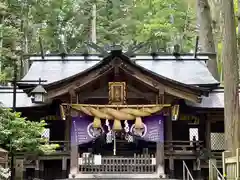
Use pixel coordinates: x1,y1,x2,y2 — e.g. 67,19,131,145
135,117,143,129
113,119,122,130
93,117,101,128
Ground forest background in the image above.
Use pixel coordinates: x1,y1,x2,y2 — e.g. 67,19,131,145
0,0,240,171
0,0,230,83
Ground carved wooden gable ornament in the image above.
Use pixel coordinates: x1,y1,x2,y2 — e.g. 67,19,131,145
108,82,126,105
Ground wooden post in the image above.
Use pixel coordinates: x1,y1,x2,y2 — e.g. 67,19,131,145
166,112,174,178
69,90,79,178
156,88,165,178
65,113,70,151
209,159,217,180
236,148,240,179
222,151,226,178
15,159,24,180
34,160,39,179
193,158,201,180
70,145,78,178
62,156,67,178
156,142,165,178
206,115,211,154
39,160,44,179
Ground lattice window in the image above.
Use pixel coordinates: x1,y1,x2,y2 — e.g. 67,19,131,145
189,128,199,141
211,133,224,150
41,128,50,140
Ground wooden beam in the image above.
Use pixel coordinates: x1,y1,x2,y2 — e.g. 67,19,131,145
121,67,201,103
128,84,155,100
47,66,113,99
63,103,171,108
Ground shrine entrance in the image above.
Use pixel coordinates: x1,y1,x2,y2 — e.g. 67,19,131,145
61,103,169,178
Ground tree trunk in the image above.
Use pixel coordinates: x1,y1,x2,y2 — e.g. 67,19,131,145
197,0,219,81
222,0,240,153
0,15,4,74
90,3,97,53
238,0,240,66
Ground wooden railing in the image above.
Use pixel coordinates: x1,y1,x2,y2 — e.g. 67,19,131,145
47,140,203,154
183,160,194,180
209,159,224,180
165,140,203,156
222,148,240,180
49,141,70,152
211,151,223,167
79,154,156,174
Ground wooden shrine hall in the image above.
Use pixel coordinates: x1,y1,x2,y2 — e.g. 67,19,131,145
0,47,225,179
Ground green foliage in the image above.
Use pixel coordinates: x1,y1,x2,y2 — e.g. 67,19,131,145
0,0,197,80
0,166,10,180
0,108,57,154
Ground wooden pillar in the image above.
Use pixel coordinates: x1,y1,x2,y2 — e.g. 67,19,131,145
166,113,174,178
209,159,217,180
193,140,201,179
39,160,44,179
69,90,79,178
34,160,40,178
156,142,165,178
15,159,24,180
193,158,201,180
62,156,67,178
206,115,211,153
70,145,78,178
156,88,165,178
65,113,70,151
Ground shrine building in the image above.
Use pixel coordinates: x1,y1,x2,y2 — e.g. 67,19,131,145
0,47,224,179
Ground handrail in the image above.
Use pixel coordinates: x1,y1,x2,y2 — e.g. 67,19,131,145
183,160,194,180
209,159,224,180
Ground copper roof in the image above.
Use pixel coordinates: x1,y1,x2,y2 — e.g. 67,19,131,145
21,54,218,86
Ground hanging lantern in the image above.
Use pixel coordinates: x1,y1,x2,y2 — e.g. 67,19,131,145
113,119,122,131
93,117,101,128
135,117,143,129
30,84,47,103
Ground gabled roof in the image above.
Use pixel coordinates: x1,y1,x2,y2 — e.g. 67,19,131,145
20,53,219,87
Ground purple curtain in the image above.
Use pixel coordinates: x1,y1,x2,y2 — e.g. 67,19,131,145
71,115,164,145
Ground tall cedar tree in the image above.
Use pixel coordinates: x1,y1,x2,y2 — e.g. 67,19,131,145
222,0,240,153
197,0,219,81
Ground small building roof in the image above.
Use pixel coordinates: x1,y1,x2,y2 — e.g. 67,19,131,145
0,148,7,153
0,88,44,108
20,54,219,86
186,88,225,108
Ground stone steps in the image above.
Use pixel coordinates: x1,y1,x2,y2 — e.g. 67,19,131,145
57,176,181,180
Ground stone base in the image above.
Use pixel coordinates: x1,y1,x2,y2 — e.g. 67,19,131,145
68,173,162,179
